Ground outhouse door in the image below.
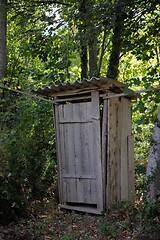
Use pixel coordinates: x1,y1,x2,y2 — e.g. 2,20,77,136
55,91,103,214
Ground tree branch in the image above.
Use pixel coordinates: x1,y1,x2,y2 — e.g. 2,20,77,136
8,0,71,7
97,30,110,75
33,1,71,6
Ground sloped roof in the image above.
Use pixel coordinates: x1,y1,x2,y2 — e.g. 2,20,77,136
34,77,126,97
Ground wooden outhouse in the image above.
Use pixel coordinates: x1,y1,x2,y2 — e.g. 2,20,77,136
35,77,135,214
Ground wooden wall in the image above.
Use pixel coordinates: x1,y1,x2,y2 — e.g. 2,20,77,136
106,96,135,207
54,90,135,214
54,91,103,214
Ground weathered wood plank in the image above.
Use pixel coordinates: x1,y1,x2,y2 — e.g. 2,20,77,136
73,103,84,203
59,122,67,203
120,100,128,200
55,95,91,103
54,103,64,204
128,135,135,199
67,104,78,202
56,91,103,212
91,91,103,212
102,99,108,210
59,204,103,215
59,120,92,124
51,84,115,97
60,105,69,203
117,98,122,202
82,103,92,203
107,96,119,204
59,101,100,205
59,104,72,202
119,98,130,200
125,100,134,200
62,174,96,180
87,101,96,204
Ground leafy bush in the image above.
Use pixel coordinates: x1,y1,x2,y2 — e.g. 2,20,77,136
0,94,56,223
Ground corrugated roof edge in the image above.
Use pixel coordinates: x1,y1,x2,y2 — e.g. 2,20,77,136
33,77,126,96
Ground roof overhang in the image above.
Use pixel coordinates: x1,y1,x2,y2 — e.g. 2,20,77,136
33,77,126,97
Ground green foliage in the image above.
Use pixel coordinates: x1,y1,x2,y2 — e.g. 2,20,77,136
119,9,160,189
136,200,160,238
98,200,160,239
99,220,121,238
99,201,134,238
0,94,56,223
62,233,74,240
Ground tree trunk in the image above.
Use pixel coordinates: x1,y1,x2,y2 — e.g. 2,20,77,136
80,39,88,80
146,111,160,202
0,0,7,81
97,30,107,76
106,1,125,79
88,36,98,78
78,0,88,80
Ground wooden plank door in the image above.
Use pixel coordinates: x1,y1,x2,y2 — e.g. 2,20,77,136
55,91,103,214
106,96,134,206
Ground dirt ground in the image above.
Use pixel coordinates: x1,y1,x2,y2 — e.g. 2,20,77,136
0,199,160,240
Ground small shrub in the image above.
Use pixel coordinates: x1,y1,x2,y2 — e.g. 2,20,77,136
0,95,57,223
62,233,74,240
99,219,121,238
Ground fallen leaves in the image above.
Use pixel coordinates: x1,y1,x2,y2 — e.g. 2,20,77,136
1,199,160,240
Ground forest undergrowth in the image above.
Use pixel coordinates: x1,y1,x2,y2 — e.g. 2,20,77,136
1,176,160,240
